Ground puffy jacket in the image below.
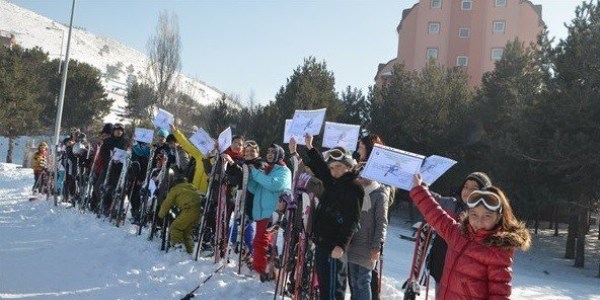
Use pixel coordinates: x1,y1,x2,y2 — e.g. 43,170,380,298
305,148,364,250
409,185,529,300
158,183,202,219
173,129,209,194
248,164,291,221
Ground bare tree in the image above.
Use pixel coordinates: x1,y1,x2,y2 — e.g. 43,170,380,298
146,10,181,107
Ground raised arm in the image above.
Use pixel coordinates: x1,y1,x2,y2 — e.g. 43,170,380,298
409,176,467,251
172,128,204,161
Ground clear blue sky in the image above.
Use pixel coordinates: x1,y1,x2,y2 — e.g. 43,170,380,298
9,0,581,105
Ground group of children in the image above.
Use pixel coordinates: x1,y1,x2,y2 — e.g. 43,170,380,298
30,121,531,300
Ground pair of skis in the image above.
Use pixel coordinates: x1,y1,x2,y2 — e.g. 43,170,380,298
272,158,321,300
148,155,173,242
184,161,250,299
80,142,102,212
402,222,433,300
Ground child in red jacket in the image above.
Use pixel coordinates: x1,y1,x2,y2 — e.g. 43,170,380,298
410,174,531,300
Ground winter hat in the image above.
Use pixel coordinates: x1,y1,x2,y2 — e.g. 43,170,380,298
324,147,357,169
166,134,177,143
465,172,492,189
113,123,124,132
100,123,113,135
38,142,48,149
268,144,285,163
157,128,169,138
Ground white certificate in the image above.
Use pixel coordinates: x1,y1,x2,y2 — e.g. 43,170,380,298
288,108,326,136
133,128,154,144
283,119,305,145
360,144,425,191
111,148,129,164
189,128,214,157
322,121,360,151
420,155,457,185
153,108,174,130
218,127,232,153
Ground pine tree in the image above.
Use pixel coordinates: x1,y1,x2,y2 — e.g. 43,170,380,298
338,86,370,128
531,1,600,268
271,56,343,144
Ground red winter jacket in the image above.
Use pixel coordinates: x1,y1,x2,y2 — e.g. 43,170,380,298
410,185,528,300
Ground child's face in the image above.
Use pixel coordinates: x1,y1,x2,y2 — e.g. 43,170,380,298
243,146,259,160
328,162,350,179
468,205,501,231
461,179,480,203
231,138,244,153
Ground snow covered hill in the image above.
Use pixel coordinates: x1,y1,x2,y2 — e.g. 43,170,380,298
0,0,224,123
1,162,599,300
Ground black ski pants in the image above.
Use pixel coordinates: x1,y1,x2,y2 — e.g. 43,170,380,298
315,241,347,300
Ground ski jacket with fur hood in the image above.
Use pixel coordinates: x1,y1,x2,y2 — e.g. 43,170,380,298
409,185,530,300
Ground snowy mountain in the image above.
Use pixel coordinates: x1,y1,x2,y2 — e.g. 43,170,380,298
0,0,224,123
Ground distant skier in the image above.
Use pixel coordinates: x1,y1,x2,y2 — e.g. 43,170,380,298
32,141,49,193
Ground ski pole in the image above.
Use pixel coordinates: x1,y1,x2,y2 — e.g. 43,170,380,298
378,241,384,298
180,263,226,300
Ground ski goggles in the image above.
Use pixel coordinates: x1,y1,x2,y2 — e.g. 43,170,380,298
466,190,503,213
323,149,350,161
244,140,259,149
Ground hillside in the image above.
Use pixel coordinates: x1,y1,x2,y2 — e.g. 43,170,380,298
0,0,224,123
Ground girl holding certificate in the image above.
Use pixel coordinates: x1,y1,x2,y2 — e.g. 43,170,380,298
410,174,531,300
299,134,364,300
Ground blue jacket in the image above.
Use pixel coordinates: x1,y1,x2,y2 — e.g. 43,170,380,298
248,164,291,221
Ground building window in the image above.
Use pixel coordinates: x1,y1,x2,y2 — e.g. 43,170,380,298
493,21,506,33
456,56,469,66
461,0,473,10
430,0,442,9
459,27,470,38
428,22,441,34
495,0,507,7
492,48,504,60
427,48,439,60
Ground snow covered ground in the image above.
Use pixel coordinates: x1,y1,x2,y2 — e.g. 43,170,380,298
0,162,599,299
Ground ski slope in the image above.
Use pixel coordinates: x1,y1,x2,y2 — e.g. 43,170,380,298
0,162,599,300
0,0,225,124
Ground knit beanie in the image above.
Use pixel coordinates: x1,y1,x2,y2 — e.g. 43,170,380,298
465,172,492,189
100,123,113,135
269,144,285,163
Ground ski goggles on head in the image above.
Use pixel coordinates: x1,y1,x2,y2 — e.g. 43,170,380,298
323,149,350,161
243,140,259,149
466,190,503,213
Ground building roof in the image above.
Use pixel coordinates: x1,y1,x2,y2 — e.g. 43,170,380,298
397,3,419,32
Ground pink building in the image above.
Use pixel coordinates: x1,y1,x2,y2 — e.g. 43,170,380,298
376,0,544,87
